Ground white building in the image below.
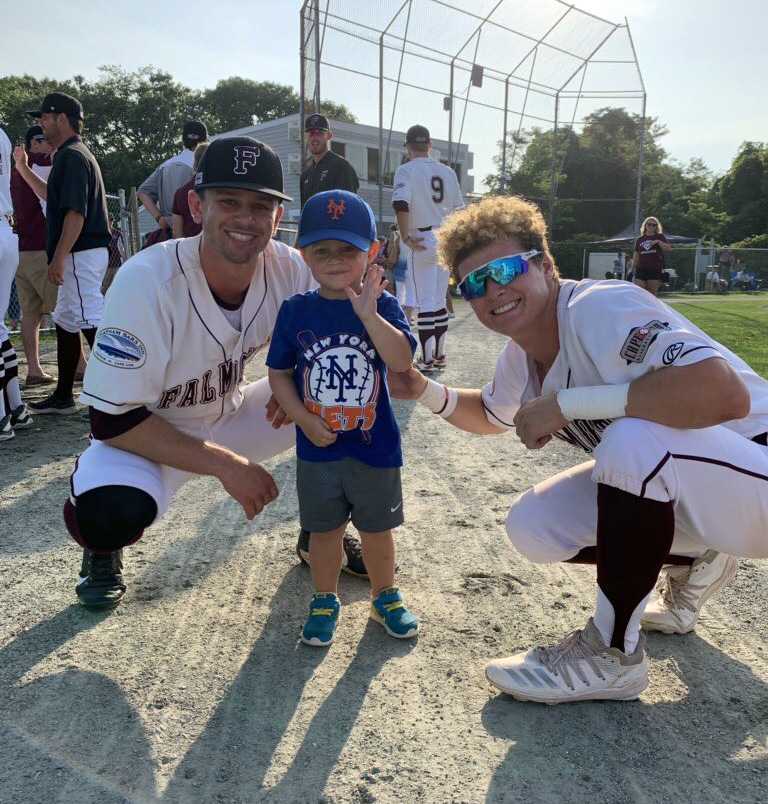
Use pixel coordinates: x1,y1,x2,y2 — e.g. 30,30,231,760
219,113,475,229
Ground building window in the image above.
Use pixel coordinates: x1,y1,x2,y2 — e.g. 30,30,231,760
367,147,400,185
367,148,378,182
331,141,346,157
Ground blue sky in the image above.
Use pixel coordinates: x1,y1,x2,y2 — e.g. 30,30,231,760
6,0,766,179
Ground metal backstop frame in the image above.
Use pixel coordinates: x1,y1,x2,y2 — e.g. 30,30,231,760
299,0,646,237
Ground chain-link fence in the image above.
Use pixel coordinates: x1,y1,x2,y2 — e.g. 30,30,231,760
4,189,141,334
554,241,768,293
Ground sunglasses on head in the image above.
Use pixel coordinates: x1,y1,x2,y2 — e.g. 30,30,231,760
457,250,540,300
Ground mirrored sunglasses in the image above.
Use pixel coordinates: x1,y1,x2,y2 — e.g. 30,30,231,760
457,250,540,300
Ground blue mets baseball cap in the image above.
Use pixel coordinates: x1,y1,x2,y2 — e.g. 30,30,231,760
297,190,376,252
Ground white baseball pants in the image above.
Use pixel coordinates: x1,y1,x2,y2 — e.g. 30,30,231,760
0,222,19,342
52,246,108,333
506,417,768,562
72,378,295,520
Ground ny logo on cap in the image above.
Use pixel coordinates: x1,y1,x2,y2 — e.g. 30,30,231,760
327,198,346,221
233,145,261,175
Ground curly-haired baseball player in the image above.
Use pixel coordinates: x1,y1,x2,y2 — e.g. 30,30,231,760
267,190,419,646
390,194,768,704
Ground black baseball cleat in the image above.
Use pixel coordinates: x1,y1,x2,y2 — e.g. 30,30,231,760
296,529,369,578
0,414,14,442
29,393,77,415
76,548,126,609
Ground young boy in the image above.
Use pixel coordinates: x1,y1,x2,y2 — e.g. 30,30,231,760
266,190,420,647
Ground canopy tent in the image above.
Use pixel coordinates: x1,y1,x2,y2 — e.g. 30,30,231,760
589,223,698,245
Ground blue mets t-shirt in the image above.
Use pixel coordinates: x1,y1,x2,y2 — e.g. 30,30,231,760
266,289,417,467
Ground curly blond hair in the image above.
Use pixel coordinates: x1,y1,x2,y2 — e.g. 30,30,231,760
438,195,556,278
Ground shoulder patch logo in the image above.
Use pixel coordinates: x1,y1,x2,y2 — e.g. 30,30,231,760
619,320,669,364
326,197,346,221
93,328,147,369
662,341,685,365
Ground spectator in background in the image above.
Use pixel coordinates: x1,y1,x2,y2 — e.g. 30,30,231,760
300,114,359,207
171,142,209,239
138,121,208,247
10,125,56,385
632,216,672,296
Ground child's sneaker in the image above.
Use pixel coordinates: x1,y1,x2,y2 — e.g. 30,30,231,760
371,587,419,639
301,593,341,647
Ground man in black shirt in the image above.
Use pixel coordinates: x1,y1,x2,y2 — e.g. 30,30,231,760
14,91,111,414
299,114,359,207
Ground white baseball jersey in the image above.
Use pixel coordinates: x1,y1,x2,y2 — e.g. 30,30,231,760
482,279,768,451
392,157,464,231
80,235,315,430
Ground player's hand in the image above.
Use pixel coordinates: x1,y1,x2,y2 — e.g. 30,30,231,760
47,256,66,286
217,456,279,520
388,365,428,400
513,393,567,450
346,264,386,322
265,394,293,428
300,413,338,448
13,145,29,171
406,234,427,252
158,216,171,230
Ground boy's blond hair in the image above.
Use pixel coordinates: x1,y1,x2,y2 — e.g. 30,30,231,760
437,195,557,279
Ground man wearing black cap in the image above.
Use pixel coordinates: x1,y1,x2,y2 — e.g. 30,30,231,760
137,120,208,241
300,113,359,207
60,136,331,608
13,91,111,415
392,124,463,372
10,125,56,386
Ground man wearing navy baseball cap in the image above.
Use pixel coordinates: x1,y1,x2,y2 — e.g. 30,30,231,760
300,114,359,207
267,189,419,647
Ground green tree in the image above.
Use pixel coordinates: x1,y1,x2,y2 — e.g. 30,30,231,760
0,68,355,193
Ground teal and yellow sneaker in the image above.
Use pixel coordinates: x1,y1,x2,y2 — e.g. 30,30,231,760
301,593,341,647
370,587,419,639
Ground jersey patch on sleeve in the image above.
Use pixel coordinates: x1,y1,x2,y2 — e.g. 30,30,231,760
93,328,147,369
619,320,669,364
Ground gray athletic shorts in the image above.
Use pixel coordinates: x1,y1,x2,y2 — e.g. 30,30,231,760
297,457,404,533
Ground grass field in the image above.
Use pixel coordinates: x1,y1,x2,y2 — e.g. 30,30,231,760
666,292,768,378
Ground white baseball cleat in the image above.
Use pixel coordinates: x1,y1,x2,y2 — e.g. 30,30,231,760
641,550,738,635
485,618,648,704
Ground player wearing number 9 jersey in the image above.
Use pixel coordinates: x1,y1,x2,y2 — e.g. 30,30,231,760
392,125,463,372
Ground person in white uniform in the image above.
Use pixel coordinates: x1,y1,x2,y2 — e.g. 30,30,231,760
64,136,334,609
392,125,463,371
0,124,33,441
391,195,768,704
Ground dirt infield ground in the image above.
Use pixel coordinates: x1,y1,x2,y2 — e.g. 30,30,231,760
2,300,768,803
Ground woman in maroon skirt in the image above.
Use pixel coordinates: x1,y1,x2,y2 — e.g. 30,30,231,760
632,216,672,296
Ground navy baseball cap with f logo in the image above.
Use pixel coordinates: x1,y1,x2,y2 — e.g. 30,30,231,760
194,136,292,201
297,190,376,252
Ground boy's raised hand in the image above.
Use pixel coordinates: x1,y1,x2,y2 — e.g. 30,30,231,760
346,265,387,322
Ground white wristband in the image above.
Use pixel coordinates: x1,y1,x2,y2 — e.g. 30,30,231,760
556,384,630,421
417,378,459,418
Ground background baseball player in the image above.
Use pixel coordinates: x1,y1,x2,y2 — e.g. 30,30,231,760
14,91,112,416
392,125,463,372
391,194,768,705
0,123,33,441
